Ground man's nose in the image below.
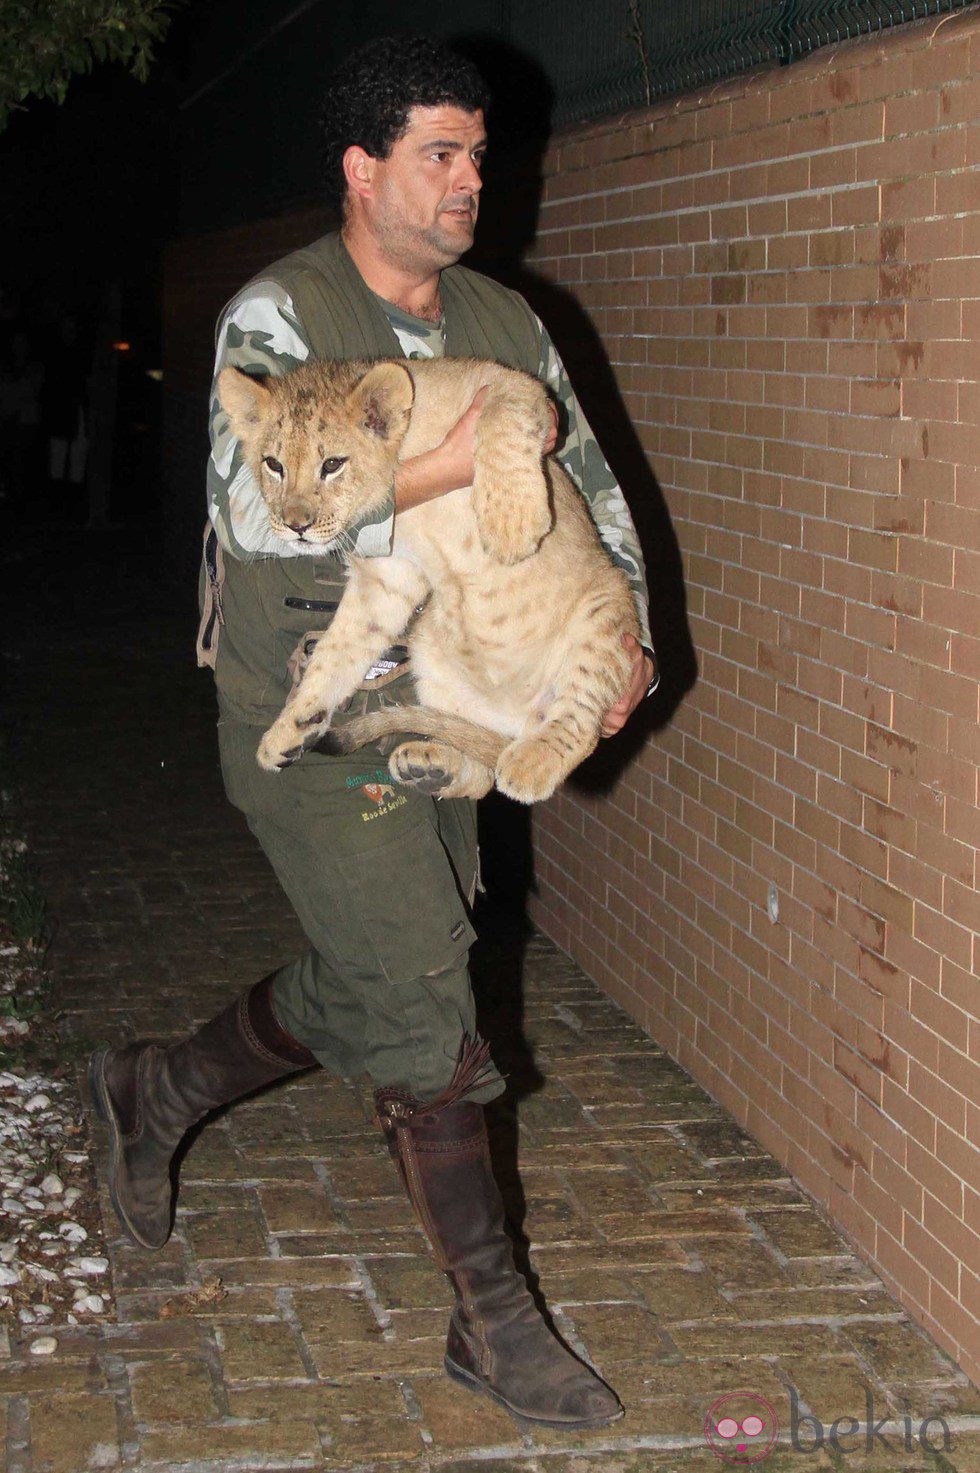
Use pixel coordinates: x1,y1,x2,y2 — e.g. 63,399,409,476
454,156,483,195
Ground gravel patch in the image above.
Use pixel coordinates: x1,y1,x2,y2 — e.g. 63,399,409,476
0,806,112,1334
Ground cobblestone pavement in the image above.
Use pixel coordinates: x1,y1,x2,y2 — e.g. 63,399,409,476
2,538,979,1472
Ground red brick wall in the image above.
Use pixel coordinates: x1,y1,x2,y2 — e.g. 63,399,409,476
525,12,980,1382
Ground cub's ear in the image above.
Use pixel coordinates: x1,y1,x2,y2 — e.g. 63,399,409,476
350,361,414,441
217,367,271,436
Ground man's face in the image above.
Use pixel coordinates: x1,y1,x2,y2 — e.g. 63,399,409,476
357,105,486,273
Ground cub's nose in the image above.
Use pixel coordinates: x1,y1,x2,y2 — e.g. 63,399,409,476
286,516,313,534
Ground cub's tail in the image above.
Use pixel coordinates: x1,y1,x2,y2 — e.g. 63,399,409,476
318,707,508,769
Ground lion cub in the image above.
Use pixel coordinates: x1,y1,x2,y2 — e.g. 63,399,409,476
218,357,639,804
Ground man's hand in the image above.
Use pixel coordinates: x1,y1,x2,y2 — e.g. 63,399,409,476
600,633,655,738
394,387,488,512
394,391,560,513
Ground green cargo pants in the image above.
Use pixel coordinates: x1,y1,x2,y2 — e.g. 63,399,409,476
217,721,504,1104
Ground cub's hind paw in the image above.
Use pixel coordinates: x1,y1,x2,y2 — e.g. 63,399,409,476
495,737,565,804
389,742,494,800
390,741,455,795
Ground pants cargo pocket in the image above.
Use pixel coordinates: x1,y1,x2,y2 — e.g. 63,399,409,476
342,817,476,985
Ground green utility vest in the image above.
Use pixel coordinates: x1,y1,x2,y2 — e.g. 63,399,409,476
207,232,541,729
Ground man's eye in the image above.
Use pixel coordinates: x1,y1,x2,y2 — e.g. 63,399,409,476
320,456,348,479
262,455,284,477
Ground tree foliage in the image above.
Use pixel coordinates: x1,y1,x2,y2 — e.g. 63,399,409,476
0,0,182,130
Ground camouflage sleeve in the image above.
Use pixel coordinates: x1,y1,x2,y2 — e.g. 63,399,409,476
537,320,652,650
208,283,395,561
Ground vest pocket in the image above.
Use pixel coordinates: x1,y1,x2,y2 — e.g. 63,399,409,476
283,596,338,614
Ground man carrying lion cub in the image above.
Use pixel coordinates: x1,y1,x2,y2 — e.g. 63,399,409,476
91,35,656,1429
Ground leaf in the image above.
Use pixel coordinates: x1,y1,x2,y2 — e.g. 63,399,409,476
0,0,186,130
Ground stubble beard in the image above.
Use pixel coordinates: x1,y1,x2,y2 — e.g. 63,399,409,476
375,197,477,277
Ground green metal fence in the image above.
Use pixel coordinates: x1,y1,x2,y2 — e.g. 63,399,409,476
519,0,979,126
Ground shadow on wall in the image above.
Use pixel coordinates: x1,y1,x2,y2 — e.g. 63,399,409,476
462,32,697,807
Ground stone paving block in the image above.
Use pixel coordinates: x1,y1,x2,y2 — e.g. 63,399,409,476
366,1255,453,1310
710,1154,791,1182
661,1181,802,1211
129,1358,218,1423
175,1181,262,1212
109,1238,189,1290
242,1155,319,1182
542,1458,796,1473
521,1194,597,1246
309,1332,445,1379
728,1285,898,1321
217,1320,309,1381
176,1130,243,1181
561,1072,647,1109
99,1320,207,1356
124,1286,282,1321
185,1208,270,1259
0,1360,107,1394
228,1378,406,1421
790,1256,882,1289
530,1240,690,1283
680,1121,768,1158
258,1184,340,1234
343,1197,424,1234
562,1301,674,1368
890,1377,980,1416
412,1373,522,1450
843,1320,957,1382
619,1136,714,1181
754,1207,854,1257
326,1155,401,1201
632,1266,735,1323
138,1420,320,1466
674,1321,848,1361
28,1392,120,1473
544,1264,637,1305
605,1206,751,1242
321,1410,424,1465
293,1287,380,1344
778,1354,890,1421
564,1167,660,1219
228,1108,311,1157
207,1255,358,1289
642,1355,792,1407
694,1234,792,1291
594,1094,722,1129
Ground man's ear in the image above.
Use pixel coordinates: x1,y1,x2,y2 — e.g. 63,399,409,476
350,362,415,442
217,367,270,438
342,144,377,203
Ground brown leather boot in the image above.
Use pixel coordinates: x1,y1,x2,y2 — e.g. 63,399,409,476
89,974,316,1250
376,1039,623,1430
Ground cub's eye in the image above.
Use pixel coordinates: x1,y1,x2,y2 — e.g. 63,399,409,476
262,455,284,477
320,456,348,479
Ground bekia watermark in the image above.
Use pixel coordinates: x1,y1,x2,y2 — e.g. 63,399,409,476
704,1386,953,1463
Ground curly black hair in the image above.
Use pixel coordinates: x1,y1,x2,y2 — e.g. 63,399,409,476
319,34,489,213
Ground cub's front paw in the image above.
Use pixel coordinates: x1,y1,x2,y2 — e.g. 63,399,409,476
494,736,565,804
257,707,328,772
473,477,552,566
